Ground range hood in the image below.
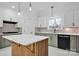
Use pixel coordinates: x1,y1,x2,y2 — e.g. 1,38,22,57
2,20,18,33
3,20,17,24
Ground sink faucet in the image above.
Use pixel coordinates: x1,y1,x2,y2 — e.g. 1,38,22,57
54,28,56,33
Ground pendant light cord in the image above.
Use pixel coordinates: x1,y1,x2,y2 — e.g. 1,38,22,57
29,2,32,7
72,8,75,27
18,2,20,12
51,6,54,17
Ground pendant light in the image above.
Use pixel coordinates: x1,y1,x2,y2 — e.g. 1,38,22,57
50,6,57,28
18,2,21,15
29,2,32,11
12,6,15,9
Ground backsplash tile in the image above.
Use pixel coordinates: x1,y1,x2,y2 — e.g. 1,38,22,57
62,27,79,33
35,27,79,33
35,27,62,33
0,27,2,33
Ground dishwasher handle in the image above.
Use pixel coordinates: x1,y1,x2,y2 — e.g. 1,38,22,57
58,35,70,38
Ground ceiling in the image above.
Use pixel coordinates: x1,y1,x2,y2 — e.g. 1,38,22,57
0,2,79,17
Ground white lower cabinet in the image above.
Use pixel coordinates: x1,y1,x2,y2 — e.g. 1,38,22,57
76,36,79,53
51,34,57,47
70,36,79,52
35,33,57,47
0,36,11,49
70,36,77,52
48,35,52,46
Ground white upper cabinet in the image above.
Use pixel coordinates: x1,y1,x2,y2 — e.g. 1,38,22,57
64,10,73,27
15,19,22,28
64,8,79,27
74,9,79,27
16,22,22,27
0,19,3,27
37,17,47,27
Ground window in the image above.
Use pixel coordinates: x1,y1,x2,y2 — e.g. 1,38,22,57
48,17,62,29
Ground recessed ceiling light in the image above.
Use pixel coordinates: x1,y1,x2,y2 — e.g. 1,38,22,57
12,6,15,8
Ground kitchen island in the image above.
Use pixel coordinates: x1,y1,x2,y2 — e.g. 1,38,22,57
3,34,48,56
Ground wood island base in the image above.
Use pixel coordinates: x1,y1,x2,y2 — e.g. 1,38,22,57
12,39,48,56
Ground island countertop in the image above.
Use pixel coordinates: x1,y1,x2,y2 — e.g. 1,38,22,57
2,34,48,46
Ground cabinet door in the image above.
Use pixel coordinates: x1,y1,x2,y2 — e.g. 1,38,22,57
1,38,11,48
0,36,2,48
0,36,7,48
76,36,79,53
70,36,76,52
0,19,3,27
51,34,57,47
64,10,73,27
74,10,79,27
16,21,22,27
48,35,52,46
64,9,79,27
4,38,11,47
37,17,47,27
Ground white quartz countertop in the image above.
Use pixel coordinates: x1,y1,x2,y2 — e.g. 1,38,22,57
57,33,79,36
2,34,48,46
36,32,79,36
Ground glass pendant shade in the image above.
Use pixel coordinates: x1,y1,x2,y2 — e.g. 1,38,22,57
29,7,32,11
49,17,57,28
29,2,32,11
18,11,21,15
